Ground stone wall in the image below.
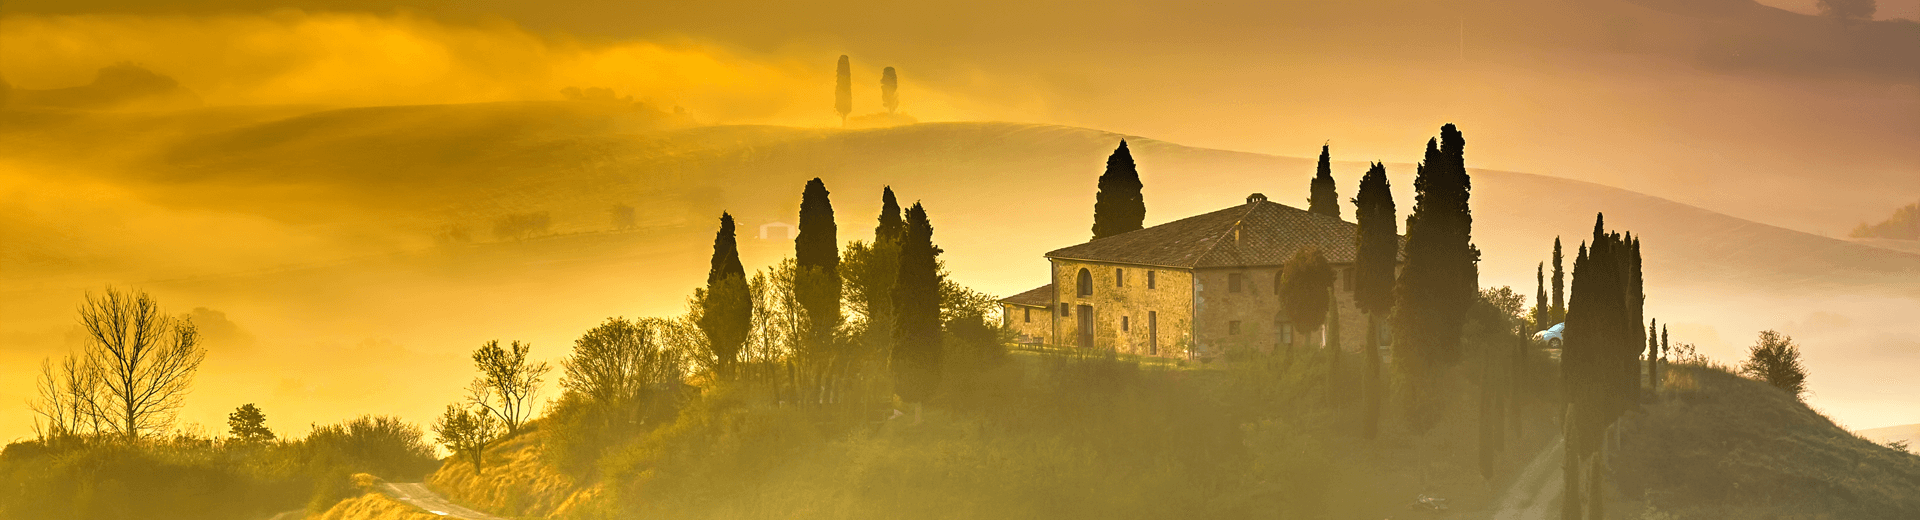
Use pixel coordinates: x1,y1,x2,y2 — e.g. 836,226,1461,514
1190,263,1375,358
1001,303,1053,345
1049,259,1195,357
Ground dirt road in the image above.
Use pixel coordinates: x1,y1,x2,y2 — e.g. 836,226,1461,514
1490,437,1565,520
380,482,506,520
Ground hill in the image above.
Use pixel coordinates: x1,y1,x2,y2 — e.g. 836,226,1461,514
1616,365,1920,518
1,101,1916,442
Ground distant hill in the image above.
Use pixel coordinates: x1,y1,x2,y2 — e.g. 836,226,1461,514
4,63,201,111
1860,423,1920,448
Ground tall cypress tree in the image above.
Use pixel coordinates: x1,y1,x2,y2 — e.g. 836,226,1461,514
796,178,842,338
699,213,752,379
880,67,899,114
1351,161,1397,440
1551,237,1566,325
1391,124,1477,434
1308,144,1340,218
1560,213,1645,520
835,55,852,125
875,186,904,242
1648,318,1660,394
1534,263,1549,331
1091,139,1145,240
892,202,943,419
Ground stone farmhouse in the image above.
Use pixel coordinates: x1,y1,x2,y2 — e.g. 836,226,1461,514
999,193,1399,359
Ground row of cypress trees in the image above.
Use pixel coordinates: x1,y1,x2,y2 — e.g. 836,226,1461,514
696,179,945,413
1560,214,1646,520
834,55,903,125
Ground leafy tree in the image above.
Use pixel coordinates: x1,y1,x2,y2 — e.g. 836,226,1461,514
1091,139,1145,240
1279,246,1334,354
892,202,943,420
1818,0,1876,20
698,213,752,378
1350,161,1396,439
880,66,899,114
796,178,842,338
1307,144,1339,218
560,317,685,409
1741,330,1809,400
433,404,498,473
1391,124,1478,434
468,340,550,435
835,55,852,124
610,204,636,230
875,186,905,242
1849,201,1919,239
227,404,273,443
75,286,207,441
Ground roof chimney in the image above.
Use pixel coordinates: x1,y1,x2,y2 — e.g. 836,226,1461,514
1246,193,1267,204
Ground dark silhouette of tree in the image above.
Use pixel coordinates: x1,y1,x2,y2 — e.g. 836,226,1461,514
1849,201,1919,239
881,67,899,114
1533,263,1549,331
1092,139,1145,240
76,287,206,441
468,340,550,434
1560,213,1646,520
1742,330,1809,400
560,317,684,411
1551,237,1565,325
1280,246,1335,355
433,403,497,473
610,204,636,230
1648,319,1660,395
227,403,274,443
1391,124,1478,434
891,202,943,421
796,178,842,339
1307,144,1339,218
835,55,852,125
1661,325,1669,373
1818,0,1876,21
876,185,904,242
1351,161,1396,439
699,213,752,378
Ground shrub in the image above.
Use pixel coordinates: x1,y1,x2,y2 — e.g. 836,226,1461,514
299,415,439,481
1739,330,1808,400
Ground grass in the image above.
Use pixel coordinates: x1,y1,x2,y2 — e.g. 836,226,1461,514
1614,364,1920,519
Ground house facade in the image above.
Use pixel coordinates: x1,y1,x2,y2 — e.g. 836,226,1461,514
1001,193,1398,359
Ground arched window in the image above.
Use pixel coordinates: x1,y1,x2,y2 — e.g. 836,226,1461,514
1076,268,1094,297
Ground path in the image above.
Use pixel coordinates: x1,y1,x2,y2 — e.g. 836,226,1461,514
380,482,507,520
1490,436,1565,520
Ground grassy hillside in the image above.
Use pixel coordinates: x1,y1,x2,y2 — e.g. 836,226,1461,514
1616,365,1920,518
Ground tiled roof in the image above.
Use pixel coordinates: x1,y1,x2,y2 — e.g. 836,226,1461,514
999,284,1054,307
1046,195,1386,268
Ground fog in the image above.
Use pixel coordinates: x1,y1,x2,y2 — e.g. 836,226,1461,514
2,0,1916,443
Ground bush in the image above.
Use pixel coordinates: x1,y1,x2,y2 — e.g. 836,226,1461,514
298,415,440,481
1739,330,1808,400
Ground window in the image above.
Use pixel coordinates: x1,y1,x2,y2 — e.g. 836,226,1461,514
1023,307,1032,323
1342,268,1357,292
1076,268,1094,297
1229,273,1244,293
1116,268,1125,287
1148,311,1158,355
1060,302,1070,317
1122,315,1130,332
1229,320,1242,335
1280,322,1295,345
1379,322,1392,347
1147,270,1156,289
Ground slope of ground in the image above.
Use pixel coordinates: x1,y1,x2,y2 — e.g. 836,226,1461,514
425,426,588,518
1614,365,1920,519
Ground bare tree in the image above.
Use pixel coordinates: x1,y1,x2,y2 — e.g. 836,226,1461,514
468,340,549,434
560,317,686,407
30,355,101,441
72,287,206,441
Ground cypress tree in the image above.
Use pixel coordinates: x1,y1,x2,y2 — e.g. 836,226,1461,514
835,55,852,125
1551,237,1566,325
699,213,752,379
1534,262,1549,331
1391,124,1477,434
1351,161,1396,440
1308,144,1340,218
1280,246,1334,354
875,186,904,242
796,178,842,339
880,67,899,114
1560,213,1646,519
891,202,943,418
1648,319,1660,394
1091,139,1145,240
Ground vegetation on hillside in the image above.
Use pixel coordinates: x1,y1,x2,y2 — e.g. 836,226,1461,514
1851,201,1920,240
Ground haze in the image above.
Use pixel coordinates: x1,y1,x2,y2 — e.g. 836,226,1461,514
2,0,1916,447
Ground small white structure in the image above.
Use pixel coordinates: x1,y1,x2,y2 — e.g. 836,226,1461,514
759,221,795,240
